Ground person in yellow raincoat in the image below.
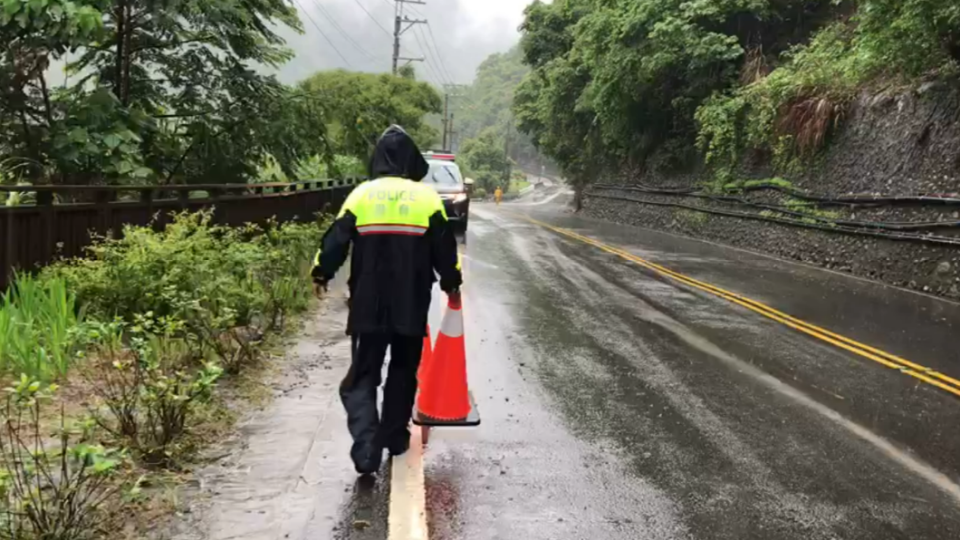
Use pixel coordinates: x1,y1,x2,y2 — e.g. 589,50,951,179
494,186,503,205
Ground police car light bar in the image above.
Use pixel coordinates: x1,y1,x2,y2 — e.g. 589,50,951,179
424,151,456,161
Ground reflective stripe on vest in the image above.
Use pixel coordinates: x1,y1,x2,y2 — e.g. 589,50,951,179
357,224,427,236
339,177,447,230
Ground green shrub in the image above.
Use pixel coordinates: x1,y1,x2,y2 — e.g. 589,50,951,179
696,23,864,181
697,2,960,181
294,154,365,181
254,153,289,184
294,154,328,181
0,209,328,474
250,218,324,331
33,210,323,384
331,154,365,178
0,378,125,539
42,210,321,336
0,276,82,381
80,318,223,465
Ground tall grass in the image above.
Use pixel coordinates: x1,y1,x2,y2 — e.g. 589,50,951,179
0,275,81,380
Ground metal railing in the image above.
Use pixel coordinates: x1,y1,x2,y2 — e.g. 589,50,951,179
0,178,363,289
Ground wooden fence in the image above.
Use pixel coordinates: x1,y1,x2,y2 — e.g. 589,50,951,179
0,179,361,290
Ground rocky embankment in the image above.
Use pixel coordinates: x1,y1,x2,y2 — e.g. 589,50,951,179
582,85,960,301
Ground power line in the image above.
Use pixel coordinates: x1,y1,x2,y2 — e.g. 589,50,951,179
392,0,427,75
401,1,425,19
410,27,446,85
424,21,456,84
290,3,396,150
412,25,449,85
351,0,392,37
293,0,350,65
309,0,379,63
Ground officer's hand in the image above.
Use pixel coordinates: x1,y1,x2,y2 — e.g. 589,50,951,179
312,279,328,298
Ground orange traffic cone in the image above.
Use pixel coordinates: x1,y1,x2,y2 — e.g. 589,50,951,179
415,296,472,422
416,324,433,390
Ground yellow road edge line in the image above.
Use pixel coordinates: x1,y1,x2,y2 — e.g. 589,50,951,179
522,216,960,399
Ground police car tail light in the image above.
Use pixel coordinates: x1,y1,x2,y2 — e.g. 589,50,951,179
453,192,468,203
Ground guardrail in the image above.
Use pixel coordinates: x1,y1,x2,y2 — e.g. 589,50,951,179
0,178,363,290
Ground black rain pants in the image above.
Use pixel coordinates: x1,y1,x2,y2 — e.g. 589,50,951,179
340,333,423,460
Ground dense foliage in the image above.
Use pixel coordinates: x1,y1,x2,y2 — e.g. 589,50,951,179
457,46,534,158
459,126,510,193
452,45,548,193
512,0,960,189
0,210,323,382
297,70,442,161
0,208,327,534
0,1,442,187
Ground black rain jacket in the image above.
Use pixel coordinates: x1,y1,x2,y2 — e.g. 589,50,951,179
311,126,462,336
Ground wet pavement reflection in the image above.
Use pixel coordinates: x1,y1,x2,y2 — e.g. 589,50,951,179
331,474,389,540
169,200,960,540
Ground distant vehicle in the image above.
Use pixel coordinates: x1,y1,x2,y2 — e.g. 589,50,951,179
422,152,472,231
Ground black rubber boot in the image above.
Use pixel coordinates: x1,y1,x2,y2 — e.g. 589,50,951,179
351,442,383,475
387,431,411,457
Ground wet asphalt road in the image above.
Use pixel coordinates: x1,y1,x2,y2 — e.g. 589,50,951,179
416,201,960,540
179,198,960,540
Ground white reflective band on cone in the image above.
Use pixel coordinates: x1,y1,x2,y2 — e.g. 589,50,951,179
440,305,464,338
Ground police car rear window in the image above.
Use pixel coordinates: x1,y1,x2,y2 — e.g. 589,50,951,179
424,162,462,186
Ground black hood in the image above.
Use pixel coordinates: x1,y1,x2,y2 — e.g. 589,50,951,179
368,125,429,181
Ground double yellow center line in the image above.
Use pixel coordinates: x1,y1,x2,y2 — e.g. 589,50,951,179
523,216,960,400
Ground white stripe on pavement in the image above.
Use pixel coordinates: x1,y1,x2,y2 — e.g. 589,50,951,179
388,427,428,540
388,245,467,539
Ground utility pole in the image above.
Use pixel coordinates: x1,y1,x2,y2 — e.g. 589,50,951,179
441,83,466,152
442,93,449,150
448,113,456,152
503,116,512,186
392,0,426,75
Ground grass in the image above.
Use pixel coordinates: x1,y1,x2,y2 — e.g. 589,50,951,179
0,275,81,381
720,177,794,193
783,197,841,220
509,179,531,193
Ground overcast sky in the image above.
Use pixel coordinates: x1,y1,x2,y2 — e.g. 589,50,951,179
276,0,533,86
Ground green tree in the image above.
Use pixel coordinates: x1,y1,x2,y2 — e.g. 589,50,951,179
456,45,543,169
513,0,601,205
0,0,107,181
0,0,306,185
297,69,442,161
459,126,510,192
512,0,960,191
398,64,417,80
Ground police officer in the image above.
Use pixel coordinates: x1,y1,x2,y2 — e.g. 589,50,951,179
311,125,462,475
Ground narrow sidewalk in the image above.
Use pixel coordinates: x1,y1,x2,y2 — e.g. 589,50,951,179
166,283,386,540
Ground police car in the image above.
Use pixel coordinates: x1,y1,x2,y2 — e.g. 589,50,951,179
422,151,473,231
